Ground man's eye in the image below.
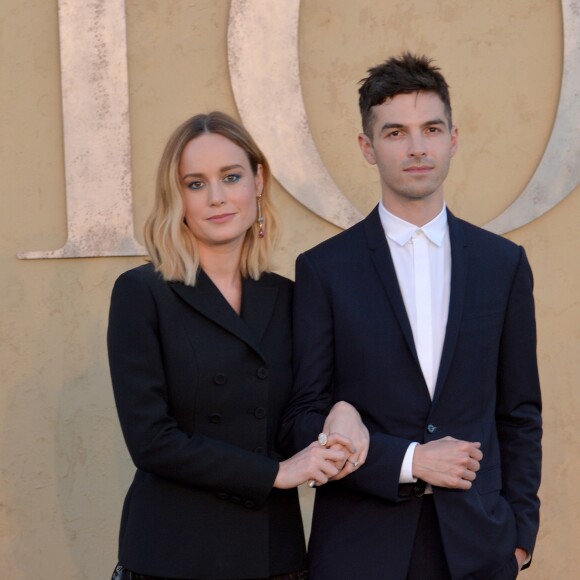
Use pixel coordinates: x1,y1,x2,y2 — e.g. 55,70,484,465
224,174,241,183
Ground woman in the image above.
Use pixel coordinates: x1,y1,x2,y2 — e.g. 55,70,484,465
108,112,362,580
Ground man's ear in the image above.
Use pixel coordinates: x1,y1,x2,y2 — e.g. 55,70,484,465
358,133,376,165
450,126,459,158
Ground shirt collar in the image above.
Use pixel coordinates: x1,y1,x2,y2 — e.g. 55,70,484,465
378,202,448,247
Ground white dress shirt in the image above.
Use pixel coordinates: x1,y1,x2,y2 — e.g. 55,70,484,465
378,202,451,483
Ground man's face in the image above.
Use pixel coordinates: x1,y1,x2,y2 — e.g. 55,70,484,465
358,91,458,209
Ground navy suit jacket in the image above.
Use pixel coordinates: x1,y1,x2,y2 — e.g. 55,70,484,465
280,207,542,580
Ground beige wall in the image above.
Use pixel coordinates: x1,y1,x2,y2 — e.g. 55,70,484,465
0,1,577,578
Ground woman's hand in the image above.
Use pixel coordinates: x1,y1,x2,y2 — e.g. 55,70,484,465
273,434,355,489
323,401,369,480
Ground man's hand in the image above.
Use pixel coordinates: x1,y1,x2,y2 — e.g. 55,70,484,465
515,547,528,570
412,436,483,489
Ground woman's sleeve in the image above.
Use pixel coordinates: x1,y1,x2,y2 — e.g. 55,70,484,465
107,270,279,507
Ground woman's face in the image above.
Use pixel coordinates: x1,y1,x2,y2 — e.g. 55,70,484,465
179,133,263,253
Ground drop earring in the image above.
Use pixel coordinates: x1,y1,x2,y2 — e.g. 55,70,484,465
257,195,264,239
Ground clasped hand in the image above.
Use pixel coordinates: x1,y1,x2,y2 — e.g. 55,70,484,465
412,436,483,489
274,401,370,489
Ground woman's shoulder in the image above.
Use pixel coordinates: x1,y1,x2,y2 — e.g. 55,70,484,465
112,262,167,294
257,271,294,291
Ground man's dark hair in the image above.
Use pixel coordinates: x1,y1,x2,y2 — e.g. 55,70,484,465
358,52,452,137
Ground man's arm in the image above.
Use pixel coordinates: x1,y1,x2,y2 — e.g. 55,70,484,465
496,247,542,566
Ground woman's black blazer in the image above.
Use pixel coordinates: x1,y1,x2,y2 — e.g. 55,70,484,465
107,264,306,579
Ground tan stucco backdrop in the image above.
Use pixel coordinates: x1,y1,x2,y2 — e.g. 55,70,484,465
1,1,578,578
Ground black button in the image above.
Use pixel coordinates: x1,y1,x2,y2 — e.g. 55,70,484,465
230,496,241,504
209,413,222,424
427,424,437,434
217,492,229,501
213,373,227,385
254,446,266,455
254,407,266,419
244,500,255,509
256,367,268,379
412,482,426,498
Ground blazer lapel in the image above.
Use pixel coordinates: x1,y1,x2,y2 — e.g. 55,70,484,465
433,210,468,403
240,276,279,343
169,271,276,359
364,207,420,367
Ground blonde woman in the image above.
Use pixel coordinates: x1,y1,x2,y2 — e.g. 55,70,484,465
108,112,364,580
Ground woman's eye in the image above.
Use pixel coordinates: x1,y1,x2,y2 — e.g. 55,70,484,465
187,181,204,190
224,173,241,183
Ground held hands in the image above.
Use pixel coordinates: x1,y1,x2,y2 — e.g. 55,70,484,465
322,401,370,481
412,436,483,489
273,433,354,489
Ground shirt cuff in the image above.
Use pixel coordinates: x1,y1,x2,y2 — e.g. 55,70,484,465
399,442,419,483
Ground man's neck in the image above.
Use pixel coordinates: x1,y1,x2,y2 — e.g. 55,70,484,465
381,195,445,227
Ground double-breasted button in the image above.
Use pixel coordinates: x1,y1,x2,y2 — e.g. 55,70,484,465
427,424,437,434
256,367,268,379
244,500,255,509
209,413,222,424
217,492,229,501
213,373,227,385
254,407,266,419
254,446,266,455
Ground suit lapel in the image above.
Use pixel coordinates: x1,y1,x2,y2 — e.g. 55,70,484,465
364,207,420,367
169,271,277,359
433,210,468,403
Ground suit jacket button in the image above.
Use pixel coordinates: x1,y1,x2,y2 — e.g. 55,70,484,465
244,500,255,509
254,407,266,419
213,373,227,385
217,492,229,501
209,413,222,424
256,367,268,379
427,424,437,434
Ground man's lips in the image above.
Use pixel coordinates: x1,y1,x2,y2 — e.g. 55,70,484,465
404,165,433,173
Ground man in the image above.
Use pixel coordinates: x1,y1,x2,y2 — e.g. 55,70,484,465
280,53,542,579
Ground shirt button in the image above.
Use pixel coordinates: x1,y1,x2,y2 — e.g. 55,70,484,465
254,407,266,419
427,424,437,434
213,373,227,385
256,367,268,379
209,413,222,424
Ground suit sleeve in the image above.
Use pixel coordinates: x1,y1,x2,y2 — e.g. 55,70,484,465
108,270,279,506
496,247,542,562
279,253,413,502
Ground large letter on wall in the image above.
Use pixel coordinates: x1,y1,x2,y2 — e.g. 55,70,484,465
18,0,145,259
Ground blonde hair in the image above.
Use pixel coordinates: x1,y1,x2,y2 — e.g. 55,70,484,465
144,112,278,286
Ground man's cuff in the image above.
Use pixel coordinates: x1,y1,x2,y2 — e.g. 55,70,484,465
399,442,419,483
